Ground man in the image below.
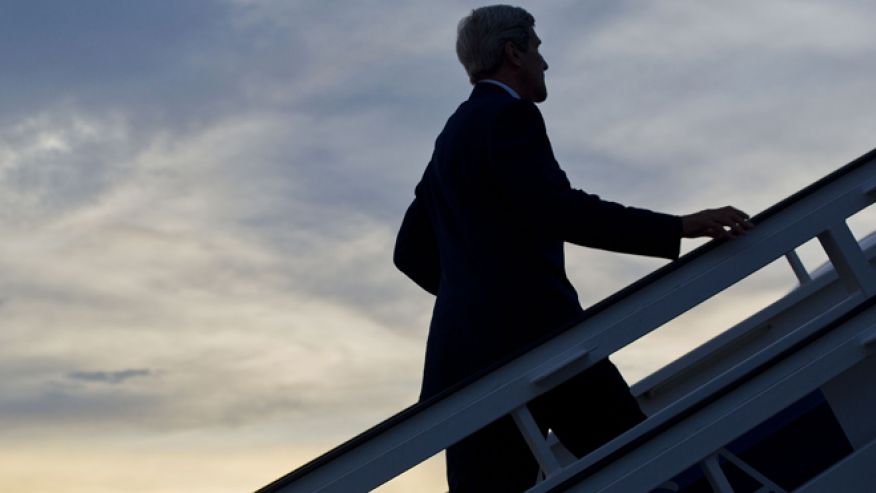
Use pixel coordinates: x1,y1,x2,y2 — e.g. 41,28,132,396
394,5,752,491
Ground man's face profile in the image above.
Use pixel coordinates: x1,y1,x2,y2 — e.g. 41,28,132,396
518,28,548,103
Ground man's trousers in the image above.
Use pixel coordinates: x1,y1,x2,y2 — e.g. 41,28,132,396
445,359,646,492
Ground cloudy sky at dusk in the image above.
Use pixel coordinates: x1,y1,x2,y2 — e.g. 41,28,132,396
2,1,875,491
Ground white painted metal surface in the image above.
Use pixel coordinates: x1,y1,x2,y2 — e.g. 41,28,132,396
548,301,876,492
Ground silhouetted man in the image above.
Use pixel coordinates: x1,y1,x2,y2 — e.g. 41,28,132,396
394,5,751,491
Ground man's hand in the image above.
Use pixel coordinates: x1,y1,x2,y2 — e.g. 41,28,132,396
681,206,753,240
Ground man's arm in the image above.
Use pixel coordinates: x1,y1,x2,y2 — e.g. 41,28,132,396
394,193,440,295
490,100,684,259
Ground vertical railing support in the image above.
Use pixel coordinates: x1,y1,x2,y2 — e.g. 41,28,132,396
701,454,734,493
784,250,811,285
717,448,787,493
699,449,789,492
817,223,876,295
511,406,562,478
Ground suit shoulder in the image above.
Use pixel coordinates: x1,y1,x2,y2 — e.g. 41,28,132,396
494,99,545,135
506,98,542,118
455,96,540,127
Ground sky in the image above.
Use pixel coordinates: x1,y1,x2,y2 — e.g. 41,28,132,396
2,1,875,492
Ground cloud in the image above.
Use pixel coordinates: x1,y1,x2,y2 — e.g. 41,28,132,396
67,368,152,384
0,1,238,125
0,109,134,222
0,108,424,443
540,0,876,214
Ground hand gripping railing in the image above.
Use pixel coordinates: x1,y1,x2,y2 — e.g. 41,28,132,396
258,147,876,493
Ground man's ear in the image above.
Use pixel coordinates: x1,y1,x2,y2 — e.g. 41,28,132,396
503,40,523,68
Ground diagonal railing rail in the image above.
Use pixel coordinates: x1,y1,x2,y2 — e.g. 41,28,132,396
258,147,876,493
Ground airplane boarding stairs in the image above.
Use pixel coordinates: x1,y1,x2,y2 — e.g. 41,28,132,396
259,148,876,493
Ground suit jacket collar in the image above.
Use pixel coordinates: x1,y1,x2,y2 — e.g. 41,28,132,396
469,81,518,101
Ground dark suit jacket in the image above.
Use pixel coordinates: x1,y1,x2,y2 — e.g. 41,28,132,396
395,82,682,400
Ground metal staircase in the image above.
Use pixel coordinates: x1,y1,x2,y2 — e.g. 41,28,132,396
258,147,876,493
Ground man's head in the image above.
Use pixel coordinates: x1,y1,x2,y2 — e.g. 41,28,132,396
456,5,549,102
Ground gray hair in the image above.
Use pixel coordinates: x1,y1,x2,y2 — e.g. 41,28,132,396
456,5,535,84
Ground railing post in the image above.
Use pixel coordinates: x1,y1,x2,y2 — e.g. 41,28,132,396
700,454,734,493
818,223,876,295
784,250,811,285
511,406,562,478
717,448,787,493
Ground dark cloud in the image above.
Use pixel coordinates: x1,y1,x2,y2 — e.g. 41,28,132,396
0,0,309,135
67,368,152,384
0,2,212,117
0,387,151,433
